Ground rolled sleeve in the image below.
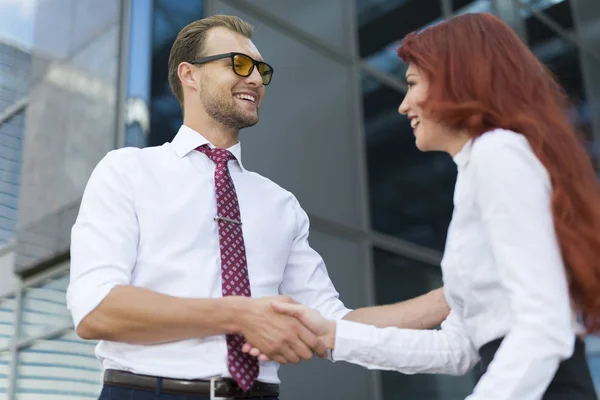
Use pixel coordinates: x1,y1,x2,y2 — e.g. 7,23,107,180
67,148,140,328
279,196,351,321
467,131,574,400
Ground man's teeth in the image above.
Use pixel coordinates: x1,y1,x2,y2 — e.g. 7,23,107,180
235,94,256,102
411,118,420,128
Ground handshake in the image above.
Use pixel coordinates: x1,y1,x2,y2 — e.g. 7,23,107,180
236,296,336,365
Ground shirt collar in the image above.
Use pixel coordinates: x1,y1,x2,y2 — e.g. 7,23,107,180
171,125,244,172
452,138,474,169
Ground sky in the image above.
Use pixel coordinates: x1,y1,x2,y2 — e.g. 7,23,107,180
0,0,36,50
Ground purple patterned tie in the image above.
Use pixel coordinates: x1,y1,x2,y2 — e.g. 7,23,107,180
196,144,258,392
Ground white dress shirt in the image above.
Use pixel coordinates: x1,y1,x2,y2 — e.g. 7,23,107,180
67,125,350,384
332,129,578,400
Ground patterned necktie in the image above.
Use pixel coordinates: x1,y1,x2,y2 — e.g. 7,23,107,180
196,144,259,392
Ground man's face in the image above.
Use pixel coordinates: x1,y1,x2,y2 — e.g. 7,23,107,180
193,27,266,130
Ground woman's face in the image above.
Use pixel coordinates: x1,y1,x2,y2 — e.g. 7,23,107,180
398,63,458,153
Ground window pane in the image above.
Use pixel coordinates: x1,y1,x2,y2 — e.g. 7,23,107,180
585,335,600,395
0,293,16,396
0,40,29,245
16,330,101,400
20,272,72,340
522,0,598,168
357,0,442,59
0,349,10,397
453,0,493,14
149,0,205,147
363,74,456,250
524,0,573,46
0,294,16,350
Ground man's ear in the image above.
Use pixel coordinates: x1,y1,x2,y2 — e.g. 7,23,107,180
178,62,198,90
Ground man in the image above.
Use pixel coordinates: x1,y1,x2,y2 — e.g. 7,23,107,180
67,15,449,400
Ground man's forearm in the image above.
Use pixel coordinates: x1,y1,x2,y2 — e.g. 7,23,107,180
76,285,244,344
343,287,449,329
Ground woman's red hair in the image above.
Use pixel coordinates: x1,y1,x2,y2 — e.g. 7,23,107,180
398,13,600,333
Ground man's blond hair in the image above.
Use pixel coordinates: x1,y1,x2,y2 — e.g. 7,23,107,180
168,15,254,108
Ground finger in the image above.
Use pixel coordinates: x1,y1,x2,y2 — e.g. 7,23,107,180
296,323,327,358
315,338,329,359
272,354,288,364
286,322,318,360
281,345,302,364
249,347,261,357
241,343,252,353
271,340,302,364
271,301,305,316
258,354,271,362
277,295,298,304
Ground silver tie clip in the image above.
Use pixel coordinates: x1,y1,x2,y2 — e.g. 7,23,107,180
214,216,242,225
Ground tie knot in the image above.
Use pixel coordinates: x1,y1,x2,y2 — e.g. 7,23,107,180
196,145,235,164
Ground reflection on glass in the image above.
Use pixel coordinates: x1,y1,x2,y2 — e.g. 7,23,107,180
362,74,456,250
453,0,493,14
359,0,494,91
520,0,566,17
363,42,408,84
373,248,442,303
0,111,25,245
125,0,153,148
16,331,101,399
19,273,72,340
0,351,10,395
585,335,600,392
0,42,30,245
524,0,573,46
0,295,16,349
149,0,205,146
356,0,410,27
523,1,597,168
356,0,442,59
373,248,476,399
71,0,120,56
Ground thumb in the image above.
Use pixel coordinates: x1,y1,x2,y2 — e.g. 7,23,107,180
271,301,304,316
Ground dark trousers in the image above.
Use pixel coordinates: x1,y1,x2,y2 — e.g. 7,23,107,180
478,337,597,399
98,384,279,400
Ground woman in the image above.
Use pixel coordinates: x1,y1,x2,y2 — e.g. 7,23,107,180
244,12,600,399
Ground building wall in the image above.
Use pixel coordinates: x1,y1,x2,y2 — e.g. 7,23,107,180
13,0,123,275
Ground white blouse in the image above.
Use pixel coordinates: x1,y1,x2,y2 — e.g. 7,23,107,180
332,129,578,400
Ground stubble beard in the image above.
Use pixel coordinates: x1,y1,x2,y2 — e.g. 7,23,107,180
201,89,259,131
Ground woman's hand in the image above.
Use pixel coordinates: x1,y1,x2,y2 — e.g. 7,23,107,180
242,301,337,361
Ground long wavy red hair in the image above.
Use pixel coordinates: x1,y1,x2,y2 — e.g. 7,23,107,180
398,12,600,333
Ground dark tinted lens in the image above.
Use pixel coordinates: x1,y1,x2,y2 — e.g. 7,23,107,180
257,62,273,85
232,54,254,76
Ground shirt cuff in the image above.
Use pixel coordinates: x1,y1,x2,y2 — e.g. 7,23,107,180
67,281,117,328
330,319,375,362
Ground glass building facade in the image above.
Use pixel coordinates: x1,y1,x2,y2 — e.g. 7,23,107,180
0,0,598,399
0,42,30,246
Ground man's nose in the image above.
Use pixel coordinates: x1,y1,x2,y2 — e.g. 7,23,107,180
245,66,263,86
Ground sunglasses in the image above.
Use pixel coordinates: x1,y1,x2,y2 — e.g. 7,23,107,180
189,52,274,86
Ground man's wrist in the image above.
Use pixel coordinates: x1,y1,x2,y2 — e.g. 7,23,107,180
216,296,251,334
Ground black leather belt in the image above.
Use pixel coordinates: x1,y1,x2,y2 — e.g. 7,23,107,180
104,369,279,398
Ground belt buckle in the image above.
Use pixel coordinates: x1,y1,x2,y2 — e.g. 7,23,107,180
210,377,235,400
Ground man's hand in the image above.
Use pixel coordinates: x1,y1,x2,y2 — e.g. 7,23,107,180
236,296,328,364
242,301,337,361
